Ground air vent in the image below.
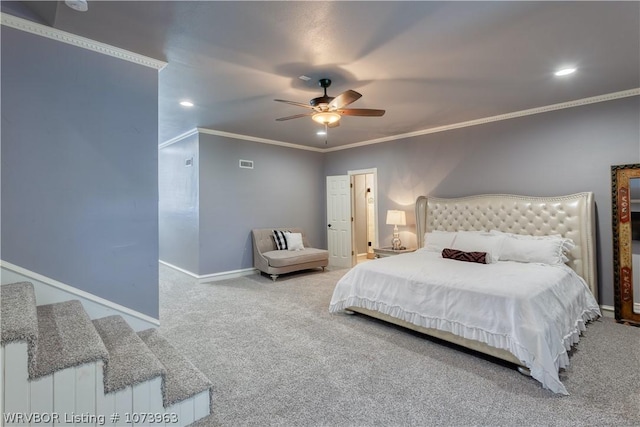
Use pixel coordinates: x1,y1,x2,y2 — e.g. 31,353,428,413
239,159,254,169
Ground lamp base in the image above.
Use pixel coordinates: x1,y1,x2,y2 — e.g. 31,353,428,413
391,235,402,250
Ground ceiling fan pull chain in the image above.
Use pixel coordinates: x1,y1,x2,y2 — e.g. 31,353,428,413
325,124,328,145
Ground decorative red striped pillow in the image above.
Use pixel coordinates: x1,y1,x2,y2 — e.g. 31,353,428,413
442,248,488,264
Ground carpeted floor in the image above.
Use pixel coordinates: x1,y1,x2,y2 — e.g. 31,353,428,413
157,265,640,427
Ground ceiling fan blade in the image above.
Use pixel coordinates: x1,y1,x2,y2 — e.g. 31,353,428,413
328,90,362,110
275,113,313,121
338,108,386,117
274,99,315,109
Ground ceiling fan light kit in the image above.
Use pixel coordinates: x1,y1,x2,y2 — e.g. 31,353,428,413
312,111,341,125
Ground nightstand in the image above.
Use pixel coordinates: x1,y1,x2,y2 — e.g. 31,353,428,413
373,247,417,258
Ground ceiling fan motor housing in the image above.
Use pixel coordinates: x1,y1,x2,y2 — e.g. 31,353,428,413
311,78,334,108
310,96,334,108
319,78,332,89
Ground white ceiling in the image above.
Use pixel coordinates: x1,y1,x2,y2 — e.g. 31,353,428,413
7,1,640,149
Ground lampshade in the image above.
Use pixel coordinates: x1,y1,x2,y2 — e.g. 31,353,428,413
386,210,406,226
312,112,341,125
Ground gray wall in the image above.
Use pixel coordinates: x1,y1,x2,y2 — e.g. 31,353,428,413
197,134,325,275
159,134,200,273
1,27,160,318
325,96,640,307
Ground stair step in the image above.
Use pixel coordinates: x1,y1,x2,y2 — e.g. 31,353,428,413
32,300,108,379
1,281,38,348
93,315,165,394
138,328,212,407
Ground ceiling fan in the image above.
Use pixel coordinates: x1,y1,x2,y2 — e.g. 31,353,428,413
274,78,385,128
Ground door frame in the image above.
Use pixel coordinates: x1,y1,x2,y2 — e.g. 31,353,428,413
326,168,379,269
348,168,379,260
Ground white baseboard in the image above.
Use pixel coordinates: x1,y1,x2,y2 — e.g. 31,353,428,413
198,267,259,282
159,260,258,283
599,304,640,318
0,260,159,331
158,260,200,278
599,305,615,318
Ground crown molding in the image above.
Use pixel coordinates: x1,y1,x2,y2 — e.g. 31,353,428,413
324,88,640,152
197,128,325,153
158,128,199,149
160,127,326,153
161,88,639,153
1,13,167,70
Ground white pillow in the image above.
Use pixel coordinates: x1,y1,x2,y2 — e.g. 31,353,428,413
451,231,504,263
493,234,575,265
424,231,457,252
285,232,305,251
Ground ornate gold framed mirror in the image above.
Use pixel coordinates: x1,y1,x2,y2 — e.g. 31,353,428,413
612,163,640,326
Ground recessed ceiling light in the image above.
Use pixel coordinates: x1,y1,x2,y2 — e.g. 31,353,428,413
555,67,577,77
299,75,312,81
65,0,88,12
317,130,327,136
179,100,194,107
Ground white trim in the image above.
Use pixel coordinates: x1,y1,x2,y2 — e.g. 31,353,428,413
158,260,199,279
159,260,258,283
197,128,324,153
600,305,615,319
598,304,640,318
348,168,380,253
159,128,199,149
0,260,159,330
198,268,258,283
1,13,167,70
160,89,639,153
348,168,378,176
324,88,640,152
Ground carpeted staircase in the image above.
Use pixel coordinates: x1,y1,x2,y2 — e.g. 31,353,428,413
1,281,212,426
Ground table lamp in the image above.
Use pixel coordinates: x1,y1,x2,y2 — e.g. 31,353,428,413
386,210,406,250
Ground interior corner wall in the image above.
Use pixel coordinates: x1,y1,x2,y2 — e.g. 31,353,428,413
159,134,200,274
324,96,640,307
1,27,160,318
198,134,325,276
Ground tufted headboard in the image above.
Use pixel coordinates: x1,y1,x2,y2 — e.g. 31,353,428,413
415,192,598,301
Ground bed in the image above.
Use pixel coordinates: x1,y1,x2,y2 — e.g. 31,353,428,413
329,192,601,395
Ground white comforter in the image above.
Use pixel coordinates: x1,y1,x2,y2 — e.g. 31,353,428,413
329,249,601,395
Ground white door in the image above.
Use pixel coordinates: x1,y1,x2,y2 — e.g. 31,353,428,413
326,175,354,268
